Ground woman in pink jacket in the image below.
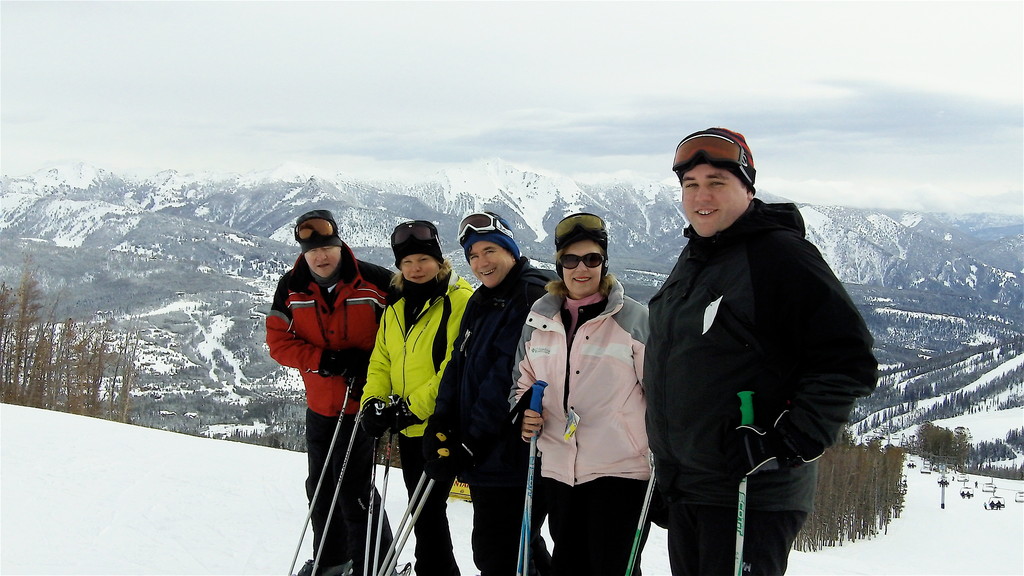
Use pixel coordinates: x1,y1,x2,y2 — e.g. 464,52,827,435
513,212,651,576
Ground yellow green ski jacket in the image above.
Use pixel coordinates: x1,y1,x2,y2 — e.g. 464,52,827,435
362,274,474,437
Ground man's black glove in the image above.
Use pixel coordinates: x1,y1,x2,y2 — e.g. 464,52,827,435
317,348,371,378
422,420,450,461
422,422,472,481
727,423,782,479
773,410,825,466
318,350,345,377
360,398,393,439
391,398,423,432
726,411,823,479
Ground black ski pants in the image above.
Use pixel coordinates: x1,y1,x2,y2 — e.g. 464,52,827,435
468,483,552,576
305,408,394,575
397,434,461,576
666,502,806,576
542,475,651,576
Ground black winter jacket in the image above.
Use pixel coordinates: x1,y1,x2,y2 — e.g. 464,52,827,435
432,258,555,487
645,200,877,512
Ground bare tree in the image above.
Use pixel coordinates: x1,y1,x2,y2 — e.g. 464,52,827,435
0,264,140,423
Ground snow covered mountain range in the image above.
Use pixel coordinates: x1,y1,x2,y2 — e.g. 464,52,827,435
1,160,1021,452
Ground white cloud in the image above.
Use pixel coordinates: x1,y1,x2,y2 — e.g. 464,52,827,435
1,1,1020,215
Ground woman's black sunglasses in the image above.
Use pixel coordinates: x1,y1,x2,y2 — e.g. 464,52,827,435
559,252,605,270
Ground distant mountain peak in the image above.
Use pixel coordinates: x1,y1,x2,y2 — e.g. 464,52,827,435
237,162,335,187
31,162,111,190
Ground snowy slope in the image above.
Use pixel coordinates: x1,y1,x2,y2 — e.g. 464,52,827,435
2,404,1022,575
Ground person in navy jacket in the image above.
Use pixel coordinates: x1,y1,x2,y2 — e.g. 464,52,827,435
424,211,554,576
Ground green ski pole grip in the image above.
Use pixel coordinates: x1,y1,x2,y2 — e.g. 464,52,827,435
737,391,755,426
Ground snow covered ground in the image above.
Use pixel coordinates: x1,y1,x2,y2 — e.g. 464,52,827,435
2,403,1022,575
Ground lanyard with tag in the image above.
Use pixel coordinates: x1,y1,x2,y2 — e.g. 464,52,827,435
564,406,580,440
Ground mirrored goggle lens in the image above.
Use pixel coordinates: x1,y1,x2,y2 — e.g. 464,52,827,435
672,134,745,173
458,213,513,245
554,213,605,240
391,221,437,246
559,252,605,270
296,218,336,241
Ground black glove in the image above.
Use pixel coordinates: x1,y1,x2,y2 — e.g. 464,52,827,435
422,420,450,461
317,348,371,378
773,411,825,466
424,441,472,481
422,423,471,481
727,423,781,479
726,411,822,479
360,398,394,439
391,398,423,432
318,350,345,377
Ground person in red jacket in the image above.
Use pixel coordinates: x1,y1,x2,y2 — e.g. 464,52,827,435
267,209,396,576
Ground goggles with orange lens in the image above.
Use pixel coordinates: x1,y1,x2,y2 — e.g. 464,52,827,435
458,212,514,246
672,134,755,186
295,217,337,242
554,213,605,240
554,212,607,251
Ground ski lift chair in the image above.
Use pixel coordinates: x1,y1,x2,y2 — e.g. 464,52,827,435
960,488,974,499
982,483,996,493
956,473,968,483
986,496,1005,510
1015,491,1024,503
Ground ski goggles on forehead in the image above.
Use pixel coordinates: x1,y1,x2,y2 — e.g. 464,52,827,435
672,134,751,175
554,213,605,240
458,212,514,245
559,252,605,270
295,218,336,241
391,220,438,246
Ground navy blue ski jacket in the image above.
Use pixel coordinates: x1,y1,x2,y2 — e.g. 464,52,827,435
432,258,555,487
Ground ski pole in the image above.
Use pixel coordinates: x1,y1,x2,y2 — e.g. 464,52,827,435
287,385,352,576
371,432,397,575
378,476,435,576
363,439,381,576
375,471,428,576
516,380,548,576
313,409,365,576
734,391,755,576
625,453,656,576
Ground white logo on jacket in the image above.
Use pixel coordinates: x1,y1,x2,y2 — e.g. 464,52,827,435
703,295,723,335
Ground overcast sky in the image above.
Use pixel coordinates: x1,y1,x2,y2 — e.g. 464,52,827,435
2,1,1021,215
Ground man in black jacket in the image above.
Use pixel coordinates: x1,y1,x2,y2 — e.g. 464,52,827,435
645,128,877,576
424,211,553,576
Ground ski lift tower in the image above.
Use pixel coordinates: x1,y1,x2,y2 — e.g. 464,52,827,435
933,462,950,509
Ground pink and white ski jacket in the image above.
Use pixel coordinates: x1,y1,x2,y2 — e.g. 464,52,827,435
512,279,650,486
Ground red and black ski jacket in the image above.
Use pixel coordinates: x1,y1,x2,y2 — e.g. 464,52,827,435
266,244,391,417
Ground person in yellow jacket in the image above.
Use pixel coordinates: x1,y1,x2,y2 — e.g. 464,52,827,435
360,220,474,576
